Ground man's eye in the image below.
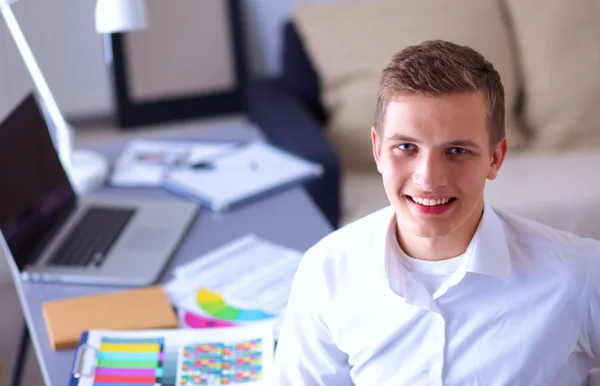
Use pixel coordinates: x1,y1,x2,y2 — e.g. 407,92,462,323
398,143,415,151
449,147,467,155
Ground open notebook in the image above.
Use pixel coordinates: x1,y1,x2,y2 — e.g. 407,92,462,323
110,139,239,187
161,141,323,211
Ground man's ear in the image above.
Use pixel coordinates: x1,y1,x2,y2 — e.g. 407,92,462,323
371,127,383,173
487,137,508,180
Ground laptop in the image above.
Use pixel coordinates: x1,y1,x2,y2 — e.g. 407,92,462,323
0,93,200,286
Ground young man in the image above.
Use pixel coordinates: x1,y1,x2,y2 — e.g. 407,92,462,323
272,40,600,385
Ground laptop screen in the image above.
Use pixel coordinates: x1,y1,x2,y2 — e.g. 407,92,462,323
0,93,77,271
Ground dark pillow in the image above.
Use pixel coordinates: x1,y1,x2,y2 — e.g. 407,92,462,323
281,21,327,125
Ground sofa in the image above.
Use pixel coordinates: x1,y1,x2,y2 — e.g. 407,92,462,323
244,0,600,240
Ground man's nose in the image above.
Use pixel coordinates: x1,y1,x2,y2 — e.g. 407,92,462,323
411,152,448,191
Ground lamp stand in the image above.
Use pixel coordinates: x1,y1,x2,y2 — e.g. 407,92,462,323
1,4,109,195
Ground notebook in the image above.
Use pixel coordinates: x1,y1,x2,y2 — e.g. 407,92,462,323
42,285,179,350
161,141,323,211
68,325,274,386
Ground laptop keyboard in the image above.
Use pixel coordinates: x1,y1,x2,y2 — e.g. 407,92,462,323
47,207,136,267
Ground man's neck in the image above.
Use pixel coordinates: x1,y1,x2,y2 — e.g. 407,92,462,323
396,206,484,262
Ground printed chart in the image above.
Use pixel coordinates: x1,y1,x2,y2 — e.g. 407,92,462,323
92,336,177,386
180,339,264,385
73,327,273,386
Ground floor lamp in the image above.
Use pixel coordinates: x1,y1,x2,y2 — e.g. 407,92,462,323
0,0,149,194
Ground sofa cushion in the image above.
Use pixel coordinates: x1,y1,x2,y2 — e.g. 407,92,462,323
340,170,389,226
485,151,600,240
292,0,527,171
503,0,600,151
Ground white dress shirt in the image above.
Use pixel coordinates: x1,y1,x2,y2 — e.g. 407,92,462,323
390,227,464,298
272,204,600,385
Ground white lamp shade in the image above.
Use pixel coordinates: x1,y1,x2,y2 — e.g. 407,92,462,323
95,0,148,33
0,0,19,5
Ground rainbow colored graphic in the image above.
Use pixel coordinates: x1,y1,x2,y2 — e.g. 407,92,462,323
196,289,274,322
183,311,237,329
91,335,265,385
93,336,178,386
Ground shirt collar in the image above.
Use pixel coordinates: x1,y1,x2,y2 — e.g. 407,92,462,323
380,202,513,282
463,202,512,282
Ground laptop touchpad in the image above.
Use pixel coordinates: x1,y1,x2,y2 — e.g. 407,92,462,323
120,226,171,250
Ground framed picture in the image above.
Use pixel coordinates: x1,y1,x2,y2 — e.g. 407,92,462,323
108,0,246,128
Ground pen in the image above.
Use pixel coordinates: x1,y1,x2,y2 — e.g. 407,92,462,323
190,161,259,171
190,161,215,170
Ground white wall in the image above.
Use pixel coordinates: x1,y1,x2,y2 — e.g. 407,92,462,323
0,0,319,122
0,0,112,120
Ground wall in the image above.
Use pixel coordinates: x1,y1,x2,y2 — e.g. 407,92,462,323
0,0,111,120
0,0,326,122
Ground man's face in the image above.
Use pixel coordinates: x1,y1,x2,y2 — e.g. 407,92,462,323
371,91,507,240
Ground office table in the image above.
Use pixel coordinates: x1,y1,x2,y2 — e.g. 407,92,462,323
4,119,333,386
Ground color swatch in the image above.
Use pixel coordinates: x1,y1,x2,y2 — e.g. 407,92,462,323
93,336,178,386
180,338,264,385
196,289,274,322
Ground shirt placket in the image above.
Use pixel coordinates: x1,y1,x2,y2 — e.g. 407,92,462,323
399,272,447,385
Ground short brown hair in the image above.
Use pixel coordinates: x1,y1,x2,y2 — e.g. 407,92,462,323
375,40,505,149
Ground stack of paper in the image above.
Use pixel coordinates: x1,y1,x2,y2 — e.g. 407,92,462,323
163,234,304,338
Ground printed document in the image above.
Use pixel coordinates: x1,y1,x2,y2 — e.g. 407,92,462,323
163,234,304,335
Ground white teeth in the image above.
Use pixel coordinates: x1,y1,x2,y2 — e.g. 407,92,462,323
411,197,451,206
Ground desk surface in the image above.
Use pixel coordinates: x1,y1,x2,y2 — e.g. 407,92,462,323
6,119,333,386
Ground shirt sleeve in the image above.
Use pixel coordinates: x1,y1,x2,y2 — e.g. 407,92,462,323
269,247,353,385
581,254,600,361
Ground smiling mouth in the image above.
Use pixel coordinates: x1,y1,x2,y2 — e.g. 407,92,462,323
406,195,457,206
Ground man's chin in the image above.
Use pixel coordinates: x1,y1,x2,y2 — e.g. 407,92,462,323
396,211,455,238
407,227,453,239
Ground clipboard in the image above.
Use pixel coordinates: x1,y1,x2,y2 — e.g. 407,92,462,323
160,140,324,212
68,326,275,386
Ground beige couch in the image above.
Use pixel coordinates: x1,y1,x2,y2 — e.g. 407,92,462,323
291,0,600,242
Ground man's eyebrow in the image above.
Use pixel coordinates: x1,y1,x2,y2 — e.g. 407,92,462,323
386,134,419,143
444,139,480,148
386,134,480,148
